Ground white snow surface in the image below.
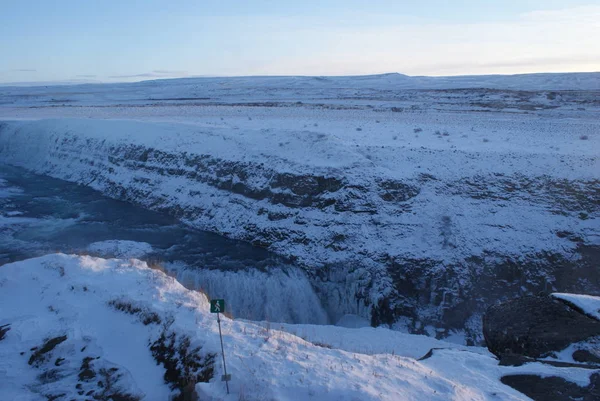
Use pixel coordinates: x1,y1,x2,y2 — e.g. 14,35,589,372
87,240,153,259
552,293,600,321
0,254,596,401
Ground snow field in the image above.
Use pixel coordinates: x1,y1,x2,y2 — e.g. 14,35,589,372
1,254,596,400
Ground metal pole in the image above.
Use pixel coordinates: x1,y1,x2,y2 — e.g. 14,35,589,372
217,312,230,394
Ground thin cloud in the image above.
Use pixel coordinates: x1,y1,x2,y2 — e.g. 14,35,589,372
12,69,36,72
152,69,188,75
76,74,97,78
108,73,161,78
482,56,600,69
109,70,189,79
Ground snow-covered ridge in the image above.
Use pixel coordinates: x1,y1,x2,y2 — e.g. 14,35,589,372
1,71,599,93
0,254,594,400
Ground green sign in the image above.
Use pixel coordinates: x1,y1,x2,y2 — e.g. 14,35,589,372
210,299,225,313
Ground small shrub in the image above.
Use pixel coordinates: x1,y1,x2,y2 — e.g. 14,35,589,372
37,368,63,384
580,135,589,140
413,128,423,133
483,138,490,143
96,367,141,401
77,357,141,401
356,127,362,131
150,330,216,401
434,130,441,136
392,135,398,140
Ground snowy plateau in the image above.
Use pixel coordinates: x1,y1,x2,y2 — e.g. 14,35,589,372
0,72,599,400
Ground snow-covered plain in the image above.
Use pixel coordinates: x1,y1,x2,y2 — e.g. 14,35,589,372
0,73,598,334
1,254,595,401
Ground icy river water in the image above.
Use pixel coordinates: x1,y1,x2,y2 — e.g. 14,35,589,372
0,164,330,324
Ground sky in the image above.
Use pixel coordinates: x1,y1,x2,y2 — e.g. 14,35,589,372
1,0,599,83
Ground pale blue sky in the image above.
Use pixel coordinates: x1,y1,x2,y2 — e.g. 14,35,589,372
1,0,599,83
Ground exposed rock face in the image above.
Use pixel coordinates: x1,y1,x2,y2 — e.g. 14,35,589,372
483,296,600,358
501,373,600,401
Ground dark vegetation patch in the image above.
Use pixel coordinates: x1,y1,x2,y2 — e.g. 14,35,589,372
150,329,216,401
108,299,162,325
24,333,141,400
75,356,141,401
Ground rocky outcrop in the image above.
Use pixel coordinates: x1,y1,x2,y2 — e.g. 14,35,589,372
483,295,600,358
485,296,600,401
501,373,600,401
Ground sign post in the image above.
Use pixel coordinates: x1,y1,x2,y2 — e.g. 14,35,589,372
210,299,230,394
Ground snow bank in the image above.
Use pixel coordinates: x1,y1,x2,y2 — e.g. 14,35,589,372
1,254,594,400
552,293,600,321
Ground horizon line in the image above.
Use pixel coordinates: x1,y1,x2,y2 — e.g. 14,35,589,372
1,70,599,88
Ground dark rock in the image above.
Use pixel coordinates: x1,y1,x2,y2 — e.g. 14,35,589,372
573,349,600,364
483,296,600,358
78,356,97,381
28,335,68,366
0,324,9,341
377,179,419,202
499,353,600,369
501,373,600,401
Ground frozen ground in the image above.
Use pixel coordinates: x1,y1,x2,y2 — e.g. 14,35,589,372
0,73,598,335
0,254,596,401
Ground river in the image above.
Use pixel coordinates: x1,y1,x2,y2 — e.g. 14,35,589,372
0,164,329,324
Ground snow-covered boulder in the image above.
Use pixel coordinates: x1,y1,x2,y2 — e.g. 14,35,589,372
552,293,600,321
